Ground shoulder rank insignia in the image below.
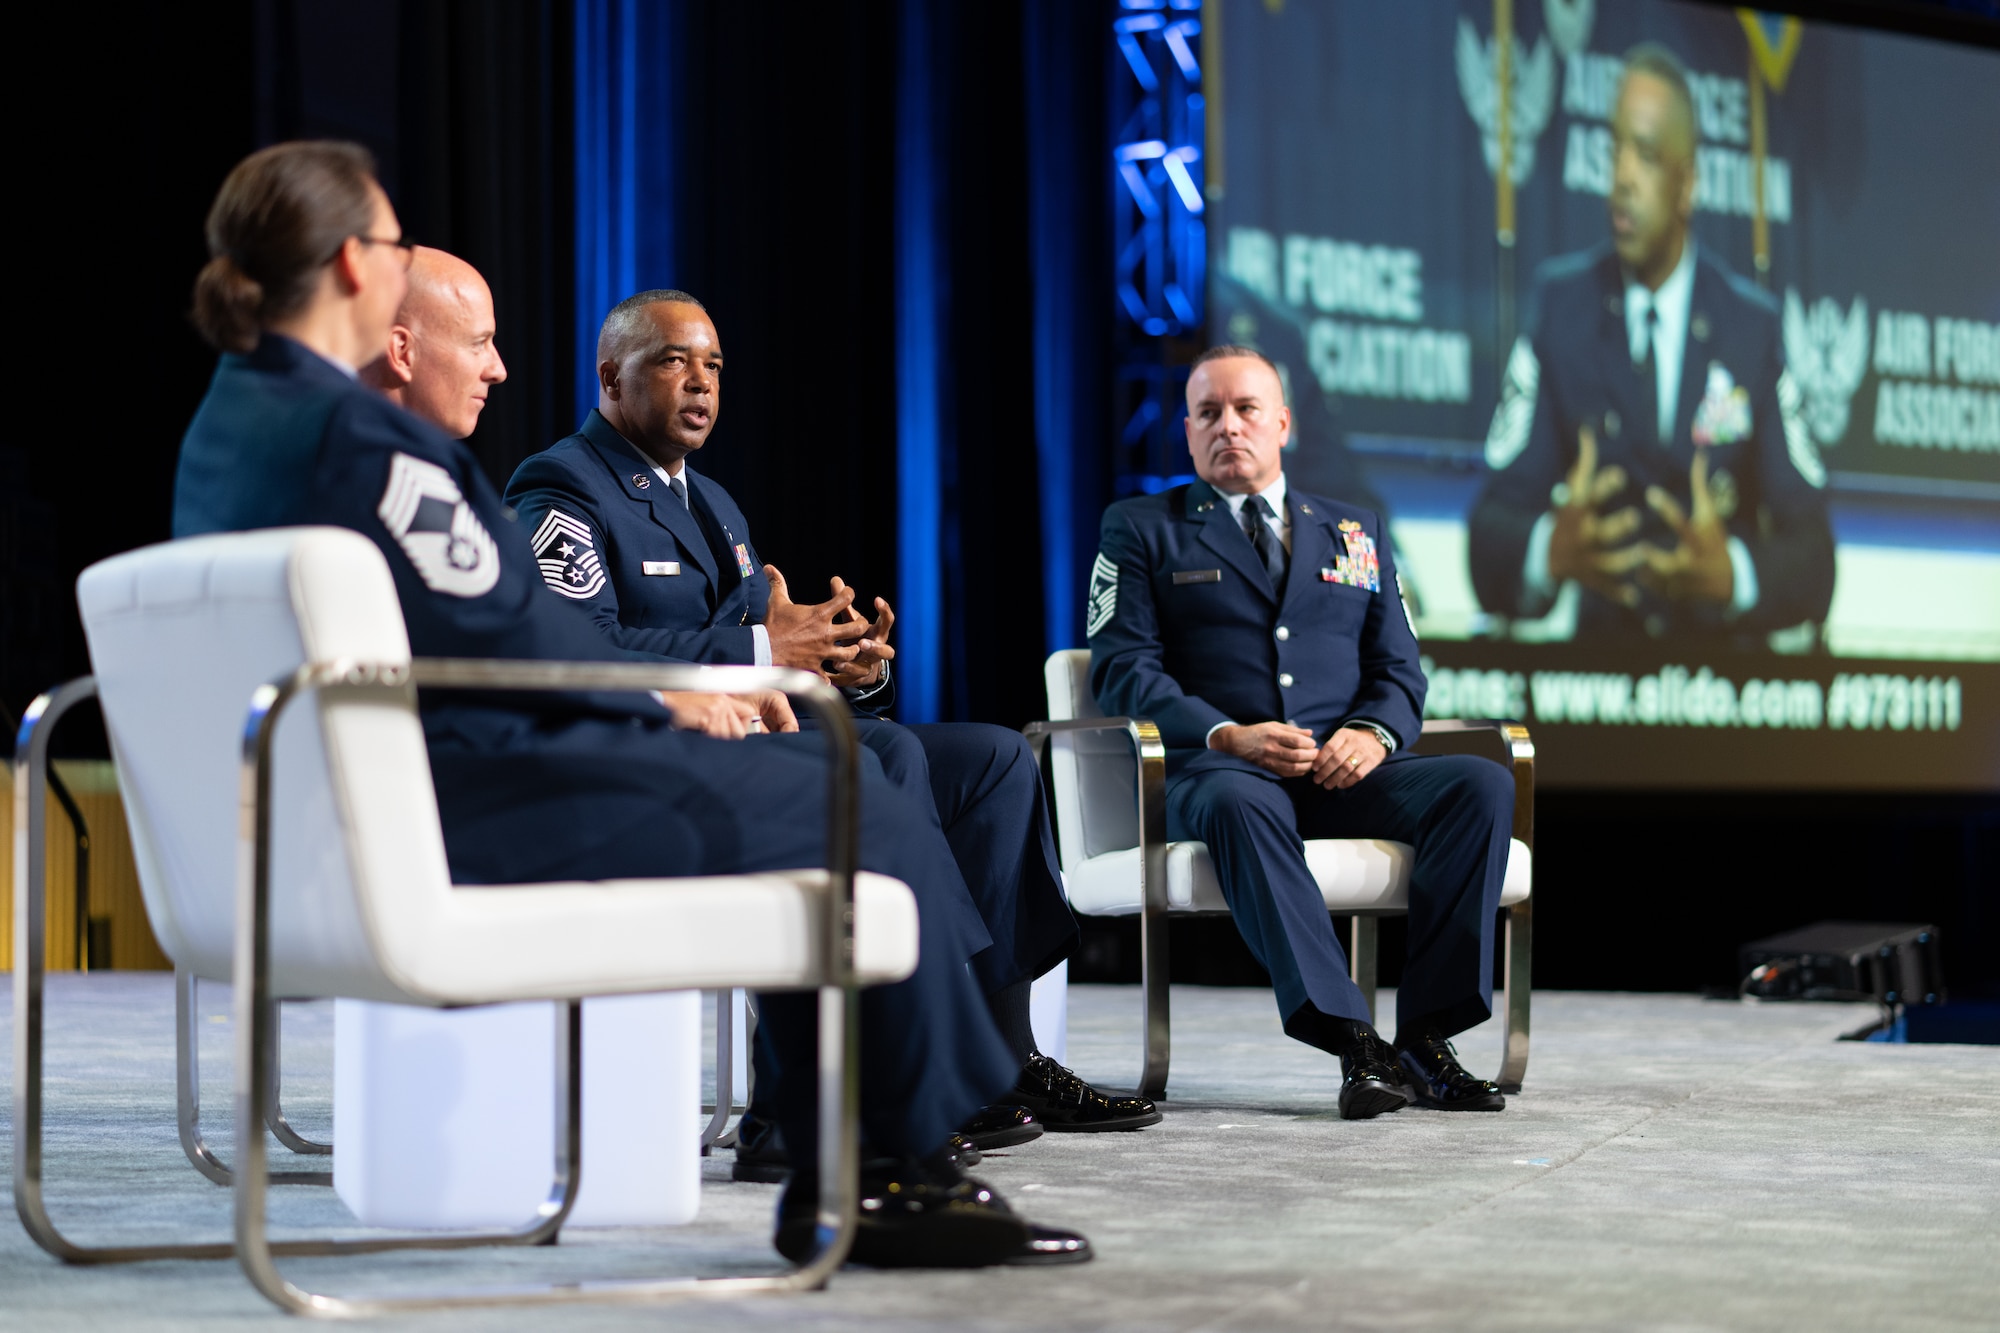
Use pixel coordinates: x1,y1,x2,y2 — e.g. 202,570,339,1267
377,452,500,598
1322,520,1381,592
1086,552,1119,636
531,508,606,600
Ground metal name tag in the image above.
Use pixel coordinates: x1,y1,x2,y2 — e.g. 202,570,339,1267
641,561,681,576
1172,569,1222,585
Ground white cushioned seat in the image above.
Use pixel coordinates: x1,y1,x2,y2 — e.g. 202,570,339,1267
1063,837,1531,916
75,527,916,1007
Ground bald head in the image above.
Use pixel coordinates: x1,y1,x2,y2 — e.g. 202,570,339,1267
363,246,507,438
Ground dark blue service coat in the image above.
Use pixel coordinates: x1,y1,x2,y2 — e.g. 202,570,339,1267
169,335,1017,1163
1090,478,1510,1039
506,413,1076,994
1468,244,1836,644
1090,479,1426,773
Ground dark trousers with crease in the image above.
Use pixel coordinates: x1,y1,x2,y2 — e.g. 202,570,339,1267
1166,752,1512,1045
747,718,1079,1140
427,711,1018,1171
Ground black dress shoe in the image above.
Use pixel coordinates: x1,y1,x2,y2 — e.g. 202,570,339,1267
1010,1053,1163,1131
774,1159,1031,1269
732,1112,789,1183
1008,1223,1094,1266
1395,1032,1506,1112
959,1103,1043,1152
736,1116,981,1182
1338,1030,1414,1120
979,1179,1094,1266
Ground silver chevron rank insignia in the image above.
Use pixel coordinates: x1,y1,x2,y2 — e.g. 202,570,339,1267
532,508,606,600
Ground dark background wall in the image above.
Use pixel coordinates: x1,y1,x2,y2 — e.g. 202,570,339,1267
3,0,1993,995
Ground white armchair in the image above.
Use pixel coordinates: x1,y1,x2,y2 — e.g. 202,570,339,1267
1022,649,1533,1098
13,526,914,1314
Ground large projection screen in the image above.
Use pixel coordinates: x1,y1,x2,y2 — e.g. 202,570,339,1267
1207,0,2000,789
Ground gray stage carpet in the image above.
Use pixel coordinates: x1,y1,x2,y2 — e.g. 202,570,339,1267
3,974,1995,1331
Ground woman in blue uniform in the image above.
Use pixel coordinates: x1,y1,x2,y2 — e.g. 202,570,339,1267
170,140,1087,1268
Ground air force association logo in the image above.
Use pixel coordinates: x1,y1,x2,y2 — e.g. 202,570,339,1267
376,452,500,598
1086,552,1119,638
1454,16,1557,186
531,508,606,600
1783,288,1870,446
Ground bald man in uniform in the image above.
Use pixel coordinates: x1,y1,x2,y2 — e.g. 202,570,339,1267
360,247,509,440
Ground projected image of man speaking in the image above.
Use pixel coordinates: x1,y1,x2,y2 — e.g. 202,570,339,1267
1466,43,1835,648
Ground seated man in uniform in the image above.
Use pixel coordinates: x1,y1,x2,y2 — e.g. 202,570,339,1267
1467,44,1833,646
493,289,1157,1173
173,140,1088,1267
1089,344,1514,1120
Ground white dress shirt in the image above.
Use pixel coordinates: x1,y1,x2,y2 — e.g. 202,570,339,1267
654,463,772,666
1627,236,1697,446
1218,473,1293,556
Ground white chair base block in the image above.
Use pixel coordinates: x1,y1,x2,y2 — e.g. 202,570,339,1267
1029,959,1068,1068
335,993,700,1230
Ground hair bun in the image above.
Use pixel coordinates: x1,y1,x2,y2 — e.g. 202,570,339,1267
192,253,265,354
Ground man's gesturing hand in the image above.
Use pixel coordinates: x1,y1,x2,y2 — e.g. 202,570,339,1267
1637,450,1735,604
763,564,861,679
1546,425,1645,608
826,577,895,689
1209,721,1318,778
1311,726,1386,789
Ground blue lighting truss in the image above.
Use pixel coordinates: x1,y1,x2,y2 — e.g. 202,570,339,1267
1112,0,1205,494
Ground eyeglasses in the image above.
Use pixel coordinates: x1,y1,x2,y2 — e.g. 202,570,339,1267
351,234,417,269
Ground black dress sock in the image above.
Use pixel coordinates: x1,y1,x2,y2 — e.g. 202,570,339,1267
987,977,1040,1069
1283,1001,1380,1062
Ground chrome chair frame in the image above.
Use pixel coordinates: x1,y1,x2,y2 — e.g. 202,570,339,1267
177,968,335,1187
700,987,754,1150
1020,714,1534,1099
15,660,866,1314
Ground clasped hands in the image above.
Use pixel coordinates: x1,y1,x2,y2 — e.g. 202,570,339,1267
1546,425,1734,608
657,565,896,740
1210,721,1385,789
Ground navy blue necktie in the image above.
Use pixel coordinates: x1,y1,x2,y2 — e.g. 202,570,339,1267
672,474,739,605
1636,303,1661,447
1241,494,1287,588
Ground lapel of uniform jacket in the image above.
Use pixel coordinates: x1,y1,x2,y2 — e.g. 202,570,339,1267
581,410,721,589
1187,479,1278,604
685,469,746,599
1280,490,1337,611
1594,256,1652,451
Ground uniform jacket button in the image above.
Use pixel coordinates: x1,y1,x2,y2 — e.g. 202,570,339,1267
1278,672,1294,688
1275,626,1290,641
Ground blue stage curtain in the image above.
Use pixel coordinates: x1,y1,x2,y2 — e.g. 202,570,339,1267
572,0,678,425
896,0,948,723
1024,0,1113,655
